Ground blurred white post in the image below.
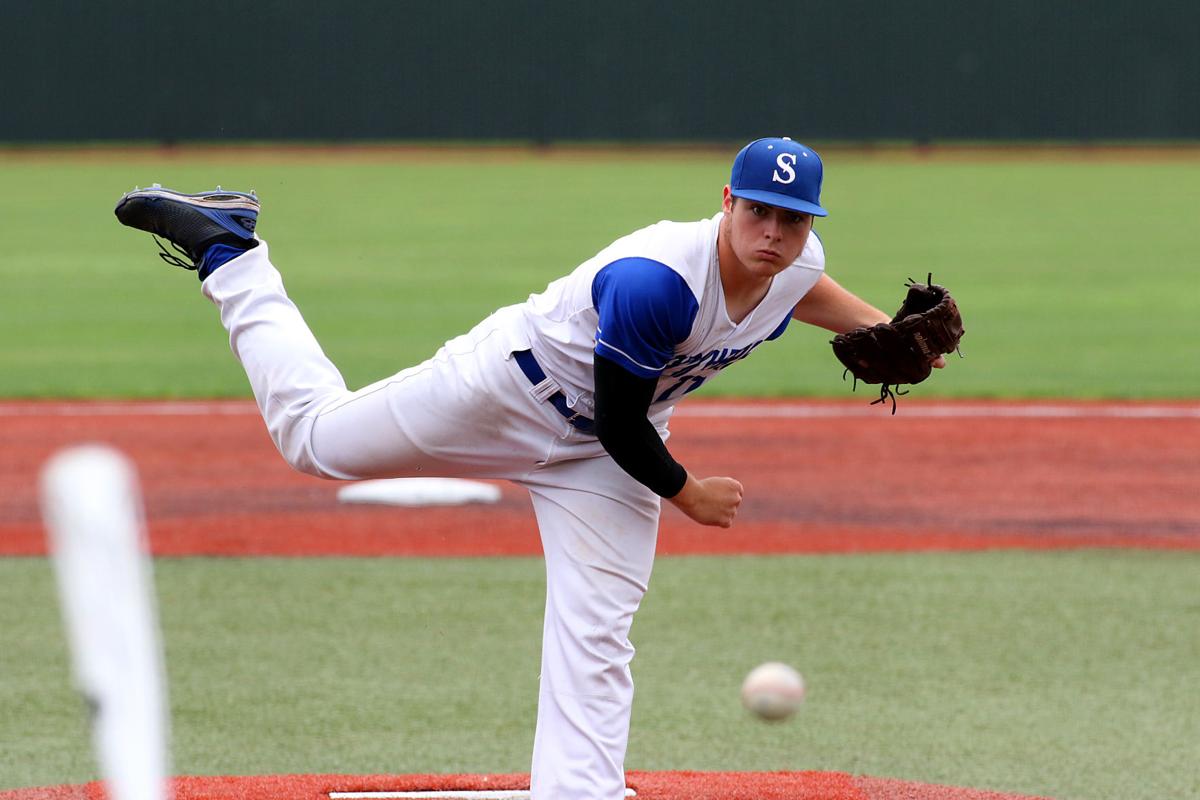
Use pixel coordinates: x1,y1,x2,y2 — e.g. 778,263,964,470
41,445,171,800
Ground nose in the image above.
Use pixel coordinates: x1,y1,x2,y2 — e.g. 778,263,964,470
763,213,783,240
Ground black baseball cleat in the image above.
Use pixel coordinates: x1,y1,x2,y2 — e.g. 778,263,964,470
114,185,259,278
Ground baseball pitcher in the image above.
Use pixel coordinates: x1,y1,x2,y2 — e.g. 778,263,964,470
115,138,958,800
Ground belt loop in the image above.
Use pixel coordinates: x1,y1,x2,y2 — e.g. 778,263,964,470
529,376,559,404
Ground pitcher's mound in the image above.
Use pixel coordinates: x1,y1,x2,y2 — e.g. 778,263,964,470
0,772,1053,800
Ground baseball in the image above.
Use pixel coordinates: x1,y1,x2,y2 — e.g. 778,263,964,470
741,661,806,721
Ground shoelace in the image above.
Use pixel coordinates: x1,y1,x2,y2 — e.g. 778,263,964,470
153,236,198,271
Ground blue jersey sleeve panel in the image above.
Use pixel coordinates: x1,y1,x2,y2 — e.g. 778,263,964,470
592,257,700,379
766,310,792,341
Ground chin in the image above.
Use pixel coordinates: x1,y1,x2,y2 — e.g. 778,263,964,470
753,257,788,274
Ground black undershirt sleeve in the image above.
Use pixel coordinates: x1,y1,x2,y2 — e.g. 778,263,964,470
592,354,689,498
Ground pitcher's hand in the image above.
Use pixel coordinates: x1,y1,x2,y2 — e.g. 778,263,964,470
669,474,744,528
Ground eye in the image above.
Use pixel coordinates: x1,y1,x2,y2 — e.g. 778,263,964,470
751,204,768,217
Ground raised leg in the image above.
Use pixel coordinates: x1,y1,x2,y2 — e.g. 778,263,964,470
201,241,553,480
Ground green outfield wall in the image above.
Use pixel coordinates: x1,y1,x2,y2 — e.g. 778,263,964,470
2,0,1196,142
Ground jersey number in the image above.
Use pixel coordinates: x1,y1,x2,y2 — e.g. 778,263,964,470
656,375,706,403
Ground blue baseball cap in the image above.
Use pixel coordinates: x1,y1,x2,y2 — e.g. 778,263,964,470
729,137,828,217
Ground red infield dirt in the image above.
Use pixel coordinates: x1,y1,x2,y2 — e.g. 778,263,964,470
5,399,1194,799
1,772,1054,800
2,399,1198,557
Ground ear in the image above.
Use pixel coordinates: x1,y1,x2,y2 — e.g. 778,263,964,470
722,185,734,214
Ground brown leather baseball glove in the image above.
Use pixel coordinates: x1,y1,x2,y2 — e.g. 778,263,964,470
830,274,964,413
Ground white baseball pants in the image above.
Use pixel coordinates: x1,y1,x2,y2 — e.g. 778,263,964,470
201,242,661,800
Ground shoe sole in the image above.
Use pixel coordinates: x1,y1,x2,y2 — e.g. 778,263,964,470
116,186,259,213
115,185,260,250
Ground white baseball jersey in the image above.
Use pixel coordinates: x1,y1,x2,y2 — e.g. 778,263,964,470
523,213,825,425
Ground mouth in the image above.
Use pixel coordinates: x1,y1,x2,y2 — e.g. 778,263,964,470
755,249,782,261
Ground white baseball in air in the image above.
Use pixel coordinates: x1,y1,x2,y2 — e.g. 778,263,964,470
741,661,806,721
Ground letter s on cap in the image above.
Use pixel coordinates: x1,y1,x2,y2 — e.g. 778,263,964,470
772,153,797,185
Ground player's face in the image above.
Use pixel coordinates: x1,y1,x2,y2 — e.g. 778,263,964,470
721,187,813,278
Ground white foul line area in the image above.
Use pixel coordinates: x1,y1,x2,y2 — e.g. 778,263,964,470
0,400,1197,419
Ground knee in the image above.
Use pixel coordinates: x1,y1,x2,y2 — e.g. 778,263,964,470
582,621,635,666
268,419,345,479
288,453,338,479
545,606,637,696
278,444,332,479
586,629,636,691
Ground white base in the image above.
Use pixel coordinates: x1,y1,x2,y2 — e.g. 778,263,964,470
336,478,502,507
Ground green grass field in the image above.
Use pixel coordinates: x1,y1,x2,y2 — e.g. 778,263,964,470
2,149,1198,397
3,553,1198,800
3,148,1199,800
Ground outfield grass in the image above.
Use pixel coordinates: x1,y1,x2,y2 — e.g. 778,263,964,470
1,149,1197,398
3,552,1198,800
